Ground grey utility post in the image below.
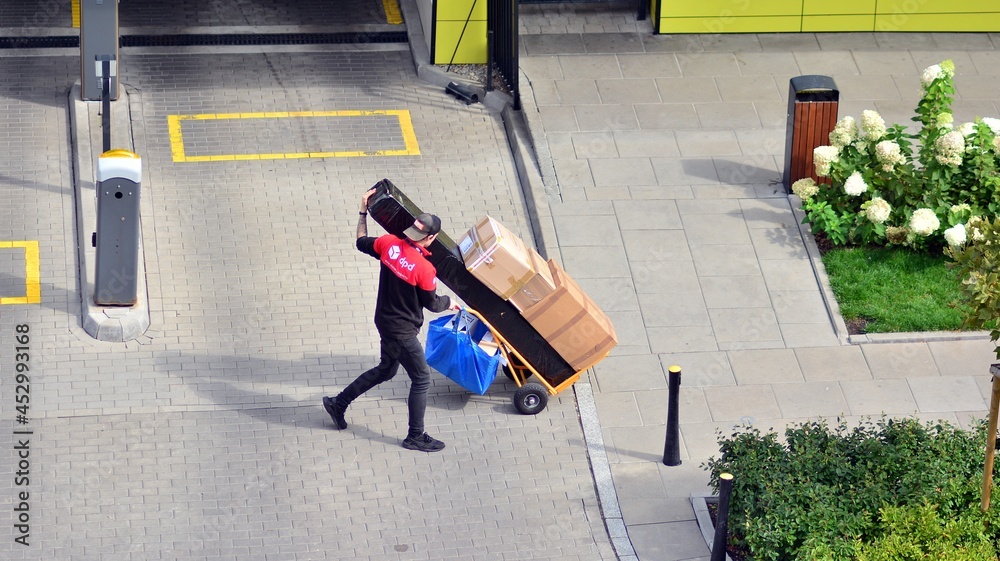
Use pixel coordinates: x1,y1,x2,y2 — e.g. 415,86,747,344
94,150,141,306
80,0,119,101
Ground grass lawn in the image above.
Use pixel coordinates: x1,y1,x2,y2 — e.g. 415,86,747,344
820,246,970,333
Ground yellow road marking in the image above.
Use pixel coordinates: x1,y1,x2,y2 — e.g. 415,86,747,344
0,241,41,305
383,0,403,25
167,110,421,163
72,0,81,28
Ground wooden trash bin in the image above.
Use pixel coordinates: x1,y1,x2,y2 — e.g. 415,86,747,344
782,75,839,192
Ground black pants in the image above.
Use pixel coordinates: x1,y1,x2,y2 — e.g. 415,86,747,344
337,336,431,438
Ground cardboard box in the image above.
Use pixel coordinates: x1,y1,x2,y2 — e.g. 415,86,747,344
522,260,617,372
458,216,535,300
509,248,557,312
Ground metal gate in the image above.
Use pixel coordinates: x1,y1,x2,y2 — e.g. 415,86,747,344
487,0,520,109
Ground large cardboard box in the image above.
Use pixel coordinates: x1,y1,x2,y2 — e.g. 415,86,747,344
509,247,557,312
458,216,535,300
522,260,617,372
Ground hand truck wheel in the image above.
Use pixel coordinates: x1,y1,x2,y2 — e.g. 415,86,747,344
513,383,548,415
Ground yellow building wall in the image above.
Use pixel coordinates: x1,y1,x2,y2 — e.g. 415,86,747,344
656,0,1000,33
432,0,488,65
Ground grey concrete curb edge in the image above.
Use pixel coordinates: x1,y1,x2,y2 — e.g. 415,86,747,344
576,382,639,561
789,194,991,346
690,493,733,561
69,83,151,342
788,194,852,345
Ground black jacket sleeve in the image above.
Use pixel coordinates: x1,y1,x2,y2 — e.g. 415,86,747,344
356,236,378,259
418,289,451,314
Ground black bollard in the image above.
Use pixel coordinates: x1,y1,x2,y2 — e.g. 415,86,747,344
662,364,682,466
711,473,734,561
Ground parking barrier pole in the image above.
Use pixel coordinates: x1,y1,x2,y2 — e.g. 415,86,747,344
662,365,682,466
711,473,734,561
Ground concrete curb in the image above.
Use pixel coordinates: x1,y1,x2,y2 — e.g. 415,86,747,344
576,382,638,561
69,83,151,342
690,493,733,561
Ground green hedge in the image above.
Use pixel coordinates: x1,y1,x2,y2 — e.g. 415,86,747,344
704,417,1000,560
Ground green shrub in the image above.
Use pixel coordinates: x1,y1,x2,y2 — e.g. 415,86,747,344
703,417,1000,560
945,215,1000,358
793,60,1000,252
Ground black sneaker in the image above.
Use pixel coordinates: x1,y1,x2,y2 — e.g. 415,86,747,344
323,396,347,430
402,433,446,452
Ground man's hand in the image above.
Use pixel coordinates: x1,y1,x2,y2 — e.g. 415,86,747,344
449,299,462,311
360,187,377,213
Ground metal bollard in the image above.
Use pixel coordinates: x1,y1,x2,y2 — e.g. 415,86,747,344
662,365,682,466
711,472,734,561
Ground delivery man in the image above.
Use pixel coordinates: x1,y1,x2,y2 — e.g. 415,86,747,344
323,187,459,452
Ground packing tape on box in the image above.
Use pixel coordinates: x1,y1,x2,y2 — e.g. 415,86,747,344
499,269,536,300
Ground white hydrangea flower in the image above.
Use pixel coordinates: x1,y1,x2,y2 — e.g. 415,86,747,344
944,224,967,247
950,203,971,215
920,64,943,88
993,137,1000,156
909,208,940,236
958,122,976,137
934,131,965,167
875,141,905,172
844,171,868,196
791,177,819,200
935,112,953,130
813,145,840,177
860,110,887,141
983,117,1000,135
864,197,892,224
828,116,858,149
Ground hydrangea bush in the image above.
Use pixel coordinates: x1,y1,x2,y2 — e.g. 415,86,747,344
793,60,1000,252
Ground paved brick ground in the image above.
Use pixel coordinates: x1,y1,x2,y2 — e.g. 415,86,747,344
0,23,614,561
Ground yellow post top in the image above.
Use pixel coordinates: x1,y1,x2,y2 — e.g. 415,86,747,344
668,365,682,373
100,149,139,159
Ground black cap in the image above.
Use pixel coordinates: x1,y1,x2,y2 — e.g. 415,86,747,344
403,213,442,241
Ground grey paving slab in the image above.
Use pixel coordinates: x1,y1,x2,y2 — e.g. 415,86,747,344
709,308,783,349
861,342,940,379
735,51,802,75
700,275,770,308
795,346,873,382
554,79,603,104
695,103,764,129
597,78,662,104
772,381,851,419
572,131,619,158
619,53,681,78
841,379,920,416
653,77,722,103
658,352,735,387
672,130,741,157
633,104,701,129
575,104,641,131
676,52,741,77
704,384,781,423
728,348,804,385
612,130,681,159
689,244,761,276
628,521,711,561
650,157,721,185
908,376,986,413
591,157,657,186
928,338,998,377
593,354,668,393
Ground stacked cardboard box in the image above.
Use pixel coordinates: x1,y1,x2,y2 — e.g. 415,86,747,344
458,215,617,372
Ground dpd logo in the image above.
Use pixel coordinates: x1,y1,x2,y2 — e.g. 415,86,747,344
387,245,401,260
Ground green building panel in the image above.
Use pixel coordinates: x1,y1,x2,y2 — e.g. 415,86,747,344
434,20,487,65
655,0,1000,33
875,13,1000,32
803,0,876,15
657,15,801,34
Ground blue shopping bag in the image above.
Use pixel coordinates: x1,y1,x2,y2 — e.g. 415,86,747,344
425,310,502,395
